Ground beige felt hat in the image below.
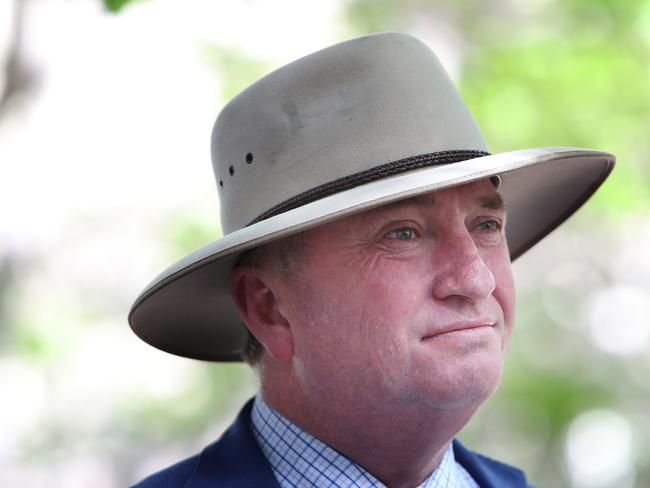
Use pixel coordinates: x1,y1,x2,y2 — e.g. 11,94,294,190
129,32,615,361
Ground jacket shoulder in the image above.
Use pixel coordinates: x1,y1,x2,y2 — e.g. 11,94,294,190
130,399,279,488
453,439,535,487
131,454,200,487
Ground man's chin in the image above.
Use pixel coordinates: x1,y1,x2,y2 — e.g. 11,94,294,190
410,358,505,412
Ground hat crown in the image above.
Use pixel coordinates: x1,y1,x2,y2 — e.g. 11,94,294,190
211,32,488,234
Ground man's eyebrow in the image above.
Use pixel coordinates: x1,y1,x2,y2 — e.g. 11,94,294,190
366,192,506,218
371,194,435,214
404,193,506,210
478,194,506,211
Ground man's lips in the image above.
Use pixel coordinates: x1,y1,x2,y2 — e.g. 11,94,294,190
422,319,497,339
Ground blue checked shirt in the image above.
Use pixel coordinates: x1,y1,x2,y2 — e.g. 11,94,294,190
251,395,480,488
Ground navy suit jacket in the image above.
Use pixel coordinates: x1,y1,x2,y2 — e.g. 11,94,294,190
133,400,532,487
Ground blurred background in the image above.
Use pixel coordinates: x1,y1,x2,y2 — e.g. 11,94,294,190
1,0,648,486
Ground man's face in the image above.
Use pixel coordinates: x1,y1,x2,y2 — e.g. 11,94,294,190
274,179,516,414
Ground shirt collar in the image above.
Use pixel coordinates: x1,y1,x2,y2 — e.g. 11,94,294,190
250,394,476,488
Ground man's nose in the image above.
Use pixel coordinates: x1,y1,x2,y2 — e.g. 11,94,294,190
430,233,496,302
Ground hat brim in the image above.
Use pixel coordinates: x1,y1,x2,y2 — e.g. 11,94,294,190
129,147,614,361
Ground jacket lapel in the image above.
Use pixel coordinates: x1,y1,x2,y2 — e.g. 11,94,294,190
185,400,281,488
453,439,531,487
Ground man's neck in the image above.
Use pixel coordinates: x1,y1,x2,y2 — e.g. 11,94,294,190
261,380,479,488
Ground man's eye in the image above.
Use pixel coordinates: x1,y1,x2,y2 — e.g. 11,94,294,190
478,220,501,232
385,228,416,240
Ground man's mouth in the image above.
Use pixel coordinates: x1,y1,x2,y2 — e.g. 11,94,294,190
422,320,496,340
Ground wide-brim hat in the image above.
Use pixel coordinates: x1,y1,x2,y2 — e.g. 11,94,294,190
129,32,615,361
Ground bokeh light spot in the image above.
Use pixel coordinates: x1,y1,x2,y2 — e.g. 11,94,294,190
565,409,634,488
585,285,650,356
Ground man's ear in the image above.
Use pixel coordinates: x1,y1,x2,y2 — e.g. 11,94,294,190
229,266,294,361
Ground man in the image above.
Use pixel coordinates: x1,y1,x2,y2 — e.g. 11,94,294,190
129,32,614,487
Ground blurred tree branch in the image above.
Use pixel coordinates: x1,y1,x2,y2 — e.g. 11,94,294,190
0,0,36,121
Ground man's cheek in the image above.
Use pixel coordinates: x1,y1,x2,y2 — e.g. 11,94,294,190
487,259,516,350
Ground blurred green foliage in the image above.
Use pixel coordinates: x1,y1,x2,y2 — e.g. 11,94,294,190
120,364,255,440
103,0,146,13
201,45,275,108
164,211,222,257
103,0,132,13
344,0,407,34
461,42,650,216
